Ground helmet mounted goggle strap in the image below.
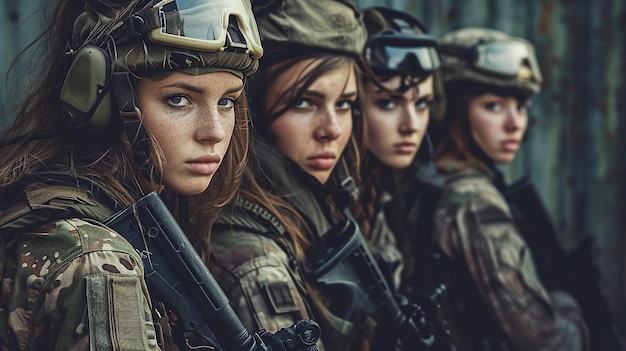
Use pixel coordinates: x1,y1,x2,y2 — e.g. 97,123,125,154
124,0,263,57
442,39,542,82
365,33,443,77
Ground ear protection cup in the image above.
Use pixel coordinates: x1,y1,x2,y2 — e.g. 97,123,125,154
60,45,113,131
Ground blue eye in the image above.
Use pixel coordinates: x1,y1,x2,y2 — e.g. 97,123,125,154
167,95,190,107
416,98,433,111
336,100,354,111
219,97,235,108
485,102,501,111
294,99,309,108
293,98,312,109
376,99,395,110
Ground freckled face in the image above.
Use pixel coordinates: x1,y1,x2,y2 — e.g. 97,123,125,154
364,75,433,170
136,71,243,195
467,93,529,164
267,59,357,184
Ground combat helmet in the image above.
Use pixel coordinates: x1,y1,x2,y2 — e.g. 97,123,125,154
247,0,368,134
440,28,542,95
361,6,446,123
362,6,442,78
58,0,263,178
61,0,262,132
252,0,367,64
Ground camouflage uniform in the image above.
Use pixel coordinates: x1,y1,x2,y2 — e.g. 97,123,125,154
432,158,588,350
211,137,376,351
0,185,159,351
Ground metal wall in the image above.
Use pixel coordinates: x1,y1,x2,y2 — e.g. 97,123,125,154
0,2,46,129
2,0,625,337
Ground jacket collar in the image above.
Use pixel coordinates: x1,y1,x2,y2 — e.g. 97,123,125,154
250,134,334,236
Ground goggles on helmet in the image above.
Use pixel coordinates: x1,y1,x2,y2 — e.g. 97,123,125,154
445,39,542,81
365,33,442,76
129,0,263,58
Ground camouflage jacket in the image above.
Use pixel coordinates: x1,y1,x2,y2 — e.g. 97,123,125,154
432,159,589,351
0,185,159,351
210,197,323,346
210,136,378,351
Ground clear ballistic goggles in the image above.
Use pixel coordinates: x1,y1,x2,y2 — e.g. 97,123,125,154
365,33,443,76
136,0,263,58
448,39,542,81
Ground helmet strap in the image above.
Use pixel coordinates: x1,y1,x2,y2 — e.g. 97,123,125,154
112,72,154,180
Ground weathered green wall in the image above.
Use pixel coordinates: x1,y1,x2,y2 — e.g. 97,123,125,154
0,2,46,129
2,0,625,338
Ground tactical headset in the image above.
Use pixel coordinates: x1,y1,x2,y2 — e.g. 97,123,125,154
59,45,114,131
59,0,263,133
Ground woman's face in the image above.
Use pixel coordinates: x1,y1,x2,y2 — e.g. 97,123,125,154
267,59,357,184
467,93,529,164
137,71,243,195
364,75,433,170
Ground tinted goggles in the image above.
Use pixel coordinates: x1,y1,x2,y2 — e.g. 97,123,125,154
449,39,542,81
365,33,442,76
135,0,263,57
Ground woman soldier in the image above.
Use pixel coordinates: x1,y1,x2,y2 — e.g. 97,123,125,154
430,28,590,350
0,0,259,349
208,0,382,349
358,6,444,296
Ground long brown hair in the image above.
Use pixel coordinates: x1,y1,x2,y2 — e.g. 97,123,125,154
249,53,367,187
0,0,249,256
0,0,147,206
432,89,478,167
433,81,533,170
231,54,368,333
247,52,370,232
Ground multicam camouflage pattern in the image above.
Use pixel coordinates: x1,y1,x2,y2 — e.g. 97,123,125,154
0,186,159,351
210,199,340,350
210,136,380,351
432,159,588,351
209,199,338,350
211,196,377,351
210,197,326,350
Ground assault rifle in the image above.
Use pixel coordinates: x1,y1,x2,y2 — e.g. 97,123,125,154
503,177,624,351
307,219,455,351
104,192,321,351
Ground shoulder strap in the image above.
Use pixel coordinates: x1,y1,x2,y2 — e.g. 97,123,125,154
0,185,114,232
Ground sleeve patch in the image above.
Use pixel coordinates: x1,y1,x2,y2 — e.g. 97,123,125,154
262,281,299,314
87,274,157,351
